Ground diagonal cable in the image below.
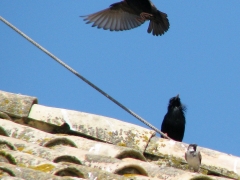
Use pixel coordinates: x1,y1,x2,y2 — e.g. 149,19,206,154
0,16,171,140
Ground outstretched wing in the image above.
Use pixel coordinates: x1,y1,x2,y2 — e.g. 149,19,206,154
81,2,145,31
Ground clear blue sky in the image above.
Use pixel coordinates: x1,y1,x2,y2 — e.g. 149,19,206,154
1,1,240,156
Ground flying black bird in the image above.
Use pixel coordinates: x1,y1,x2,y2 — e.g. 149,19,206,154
81,0,169,36
185,144,202,172
161,94,186,141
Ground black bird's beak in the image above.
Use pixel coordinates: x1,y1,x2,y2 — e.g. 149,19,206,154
176,94,179,98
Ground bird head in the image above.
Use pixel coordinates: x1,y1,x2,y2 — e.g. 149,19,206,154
168,94,181,109
188,144,198,152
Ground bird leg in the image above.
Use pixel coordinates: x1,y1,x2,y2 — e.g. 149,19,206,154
162,133,168,138
136,12,153,22
140,12,153,20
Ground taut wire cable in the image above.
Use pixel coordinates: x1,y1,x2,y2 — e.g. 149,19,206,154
0,16,171,140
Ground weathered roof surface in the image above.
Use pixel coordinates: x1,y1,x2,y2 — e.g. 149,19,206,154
0,90,239,180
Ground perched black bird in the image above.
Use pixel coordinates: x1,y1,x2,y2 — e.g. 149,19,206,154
81,0,169,36
161,94,186,141
185,144,202,172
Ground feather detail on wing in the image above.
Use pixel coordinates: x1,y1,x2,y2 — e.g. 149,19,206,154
199,151,202,163
82,8,145,31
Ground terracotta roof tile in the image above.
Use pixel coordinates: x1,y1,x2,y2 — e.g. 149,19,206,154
0,90,37,118
0,90,239,180
28,104,155,151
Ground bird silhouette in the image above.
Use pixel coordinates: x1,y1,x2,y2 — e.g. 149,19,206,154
161,94,186,141
81,0,169,36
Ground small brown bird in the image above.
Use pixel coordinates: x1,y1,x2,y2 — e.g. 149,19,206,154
185,144,202,172
81,0,169,36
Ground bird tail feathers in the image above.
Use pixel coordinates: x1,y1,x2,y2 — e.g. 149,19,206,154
147,11,169,36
